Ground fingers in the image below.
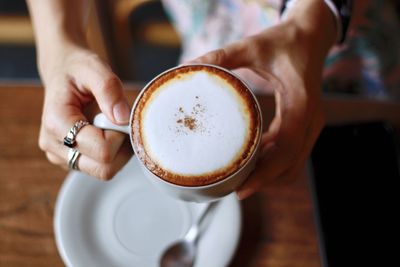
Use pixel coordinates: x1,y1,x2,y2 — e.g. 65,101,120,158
40,97,130,180
236,140,298,200
189,39,254,70
236,82,324,199
71,54,131,125
278,108,325,181
236,105,324,200
40,103,126,164
40,120,127,168
43,134,132,180
39,47,132,181
74,126,126,163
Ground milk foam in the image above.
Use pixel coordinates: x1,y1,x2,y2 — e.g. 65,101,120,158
141,71,250,176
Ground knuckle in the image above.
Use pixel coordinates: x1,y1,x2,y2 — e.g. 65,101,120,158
95,140,113,163
41,113,58,134
212,49,227,65
83,52,103,68
38,136,48,151
248,39,262,58
99,74,122,93
99,149,112,163
96,166,115,181
87,53,101,62
240,38,261,64
45,152,58,165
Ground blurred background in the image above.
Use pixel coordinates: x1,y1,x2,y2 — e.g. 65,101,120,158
0,0,38,80
0,0,181,83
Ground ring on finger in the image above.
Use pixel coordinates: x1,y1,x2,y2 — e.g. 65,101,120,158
63,120,89,148
68,148,81,170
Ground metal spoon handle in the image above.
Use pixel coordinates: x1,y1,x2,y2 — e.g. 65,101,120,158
197,201,217,225
185,201,218,243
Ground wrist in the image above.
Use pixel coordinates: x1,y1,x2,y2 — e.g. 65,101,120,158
27,0,89,79
36,19,88,59
282,0,337,57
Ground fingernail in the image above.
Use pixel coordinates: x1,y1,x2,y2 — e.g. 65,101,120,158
113,101,130,124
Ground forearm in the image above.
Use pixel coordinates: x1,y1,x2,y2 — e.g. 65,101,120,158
27,0,90,74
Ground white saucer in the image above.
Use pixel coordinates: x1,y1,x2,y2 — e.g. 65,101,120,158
54,157,242,267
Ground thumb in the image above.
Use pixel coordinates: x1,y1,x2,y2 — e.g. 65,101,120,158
73,63,130,125
189,40,252,70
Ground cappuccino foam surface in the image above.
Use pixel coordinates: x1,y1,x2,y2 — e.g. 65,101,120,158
141,70,251,177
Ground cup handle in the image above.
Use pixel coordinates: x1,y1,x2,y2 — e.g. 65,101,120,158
93,113,130,134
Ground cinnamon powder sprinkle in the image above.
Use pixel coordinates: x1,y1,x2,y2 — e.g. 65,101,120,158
183,116,197,130
176,99,205,132
177,116,197,131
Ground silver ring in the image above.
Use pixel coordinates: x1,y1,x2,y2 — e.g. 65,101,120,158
68,148,81,170
63,120,89,148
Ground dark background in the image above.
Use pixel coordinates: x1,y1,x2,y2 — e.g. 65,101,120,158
310,121,399,267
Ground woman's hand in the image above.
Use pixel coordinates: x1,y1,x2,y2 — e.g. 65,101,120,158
38,43,132,180
28,0,132,180
191,0,337,199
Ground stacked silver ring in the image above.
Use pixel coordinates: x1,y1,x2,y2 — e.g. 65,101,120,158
68,148,81,170
63,119,89,170
63,120,89,148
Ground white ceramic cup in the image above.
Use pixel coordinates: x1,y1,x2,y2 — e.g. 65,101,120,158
93,64,262,202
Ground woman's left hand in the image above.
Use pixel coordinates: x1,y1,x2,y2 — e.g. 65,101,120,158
191,1,337,199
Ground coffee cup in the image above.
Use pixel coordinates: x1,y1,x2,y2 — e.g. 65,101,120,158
94,64,262,202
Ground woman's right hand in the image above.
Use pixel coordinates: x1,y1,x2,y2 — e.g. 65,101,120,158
38,42,133,180
27,0,132,179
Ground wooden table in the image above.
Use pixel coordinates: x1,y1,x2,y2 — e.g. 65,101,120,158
1,84,399,267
